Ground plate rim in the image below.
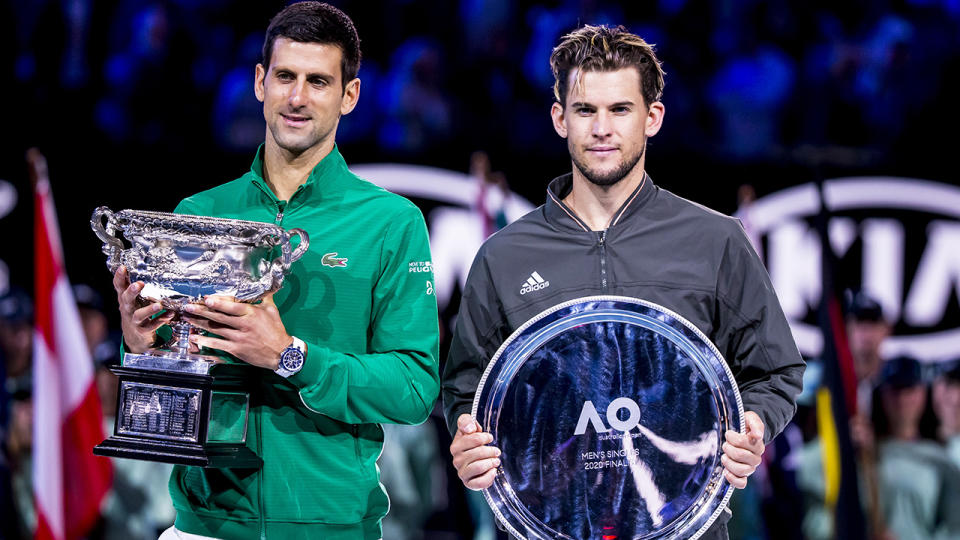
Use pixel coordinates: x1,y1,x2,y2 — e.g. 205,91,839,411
470,295,745,540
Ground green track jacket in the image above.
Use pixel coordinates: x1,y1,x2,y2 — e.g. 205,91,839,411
168,145,440,539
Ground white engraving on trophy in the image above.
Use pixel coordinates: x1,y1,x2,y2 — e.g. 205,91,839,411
117,383,201,442
623,432,666,527
576,395,718,488
149,392,162,413
636,425,718,465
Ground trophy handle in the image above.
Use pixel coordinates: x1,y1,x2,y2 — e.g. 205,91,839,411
91,206,125,272
280,228,310,271
251,228,310,299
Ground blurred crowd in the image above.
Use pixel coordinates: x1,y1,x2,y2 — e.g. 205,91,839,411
0,285,175,539
726,291,960,540
6,0,960,168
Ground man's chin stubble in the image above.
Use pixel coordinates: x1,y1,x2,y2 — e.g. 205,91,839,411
271,129,317,156
572,148,644,187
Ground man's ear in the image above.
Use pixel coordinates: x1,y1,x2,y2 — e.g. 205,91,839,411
645,101,665,137
340,78,361,116
551,102,567,138
254,63,266,103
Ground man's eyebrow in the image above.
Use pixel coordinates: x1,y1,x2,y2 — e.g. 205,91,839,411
306,72,335,82
568,101,636,108
271,66,336,81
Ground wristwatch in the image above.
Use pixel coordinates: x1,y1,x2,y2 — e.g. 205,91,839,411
275,336,306,378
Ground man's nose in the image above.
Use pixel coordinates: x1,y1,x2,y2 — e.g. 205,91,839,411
592,112,612,138
288,79,306,107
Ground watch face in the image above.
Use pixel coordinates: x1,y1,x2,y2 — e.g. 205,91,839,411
280,347,304,371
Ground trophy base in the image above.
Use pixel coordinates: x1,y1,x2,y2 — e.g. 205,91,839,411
97,359,260,469
123,349,227,375
94,436,261,468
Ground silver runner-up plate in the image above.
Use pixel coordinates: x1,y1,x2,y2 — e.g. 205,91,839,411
472,296,744,539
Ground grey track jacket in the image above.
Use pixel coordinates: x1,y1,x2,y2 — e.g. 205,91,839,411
442,173,805,444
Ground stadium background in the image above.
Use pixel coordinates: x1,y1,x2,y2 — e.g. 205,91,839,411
1,1,960,539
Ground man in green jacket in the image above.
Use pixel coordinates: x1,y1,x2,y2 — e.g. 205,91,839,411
111,3,440,538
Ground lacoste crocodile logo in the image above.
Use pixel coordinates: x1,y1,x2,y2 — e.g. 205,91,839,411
321,252,348,268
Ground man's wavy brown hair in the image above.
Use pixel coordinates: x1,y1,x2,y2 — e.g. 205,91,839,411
550,25,665,108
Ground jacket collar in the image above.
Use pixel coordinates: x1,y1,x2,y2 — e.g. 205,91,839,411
544,171,656,232
247,143,350,205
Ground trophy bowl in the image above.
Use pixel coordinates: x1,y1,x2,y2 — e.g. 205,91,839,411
90,206,309,467
91,206,308,367
473,296,743,539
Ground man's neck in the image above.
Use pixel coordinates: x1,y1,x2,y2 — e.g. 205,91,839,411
563,161,646,231
262,137,334,201
891,422,919,441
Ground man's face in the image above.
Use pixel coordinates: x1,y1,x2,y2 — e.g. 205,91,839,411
847,318,890,382
255,38,360,156
881,384,927,431
551,68,663,187
0,321,32,377
932,378,960,434
79,307,107,356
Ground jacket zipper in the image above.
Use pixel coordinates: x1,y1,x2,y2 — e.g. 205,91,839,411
274,185,305,224
598,230,608,292
255,184,302,539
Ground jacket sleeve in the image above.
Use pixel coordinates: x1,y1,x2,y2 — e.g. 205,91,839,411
441,247,506,436
714,221,805,444
285,205,440,426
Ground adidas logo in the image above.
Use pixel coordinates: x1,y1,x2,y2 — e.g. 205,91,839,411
520,271,550,295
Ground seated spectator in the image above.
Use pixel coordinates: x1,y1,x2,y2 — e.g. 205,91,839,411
932,360,960,469
873,356,960,540
4,384,34,538
845,290,891,415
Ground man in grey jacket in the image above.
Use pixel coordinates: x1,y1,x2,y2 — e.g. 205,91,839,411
441,24,804,539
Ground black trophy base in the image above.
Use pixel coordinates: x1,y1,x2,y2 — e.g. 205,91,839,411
95,435,262,468
98,361,260,469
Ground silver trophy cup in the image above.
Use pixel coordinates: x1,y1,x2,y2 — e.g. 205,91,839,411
90,207,309,467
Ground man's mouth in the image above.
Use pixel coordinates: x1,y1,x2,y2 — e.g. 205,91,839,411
587,146,618,156
281,113,311,127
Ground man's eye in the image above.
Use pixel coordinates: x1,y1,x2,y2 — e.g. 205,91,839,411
276,72,294,81
612,107,630,114
576,108,593,115
309,78,327,87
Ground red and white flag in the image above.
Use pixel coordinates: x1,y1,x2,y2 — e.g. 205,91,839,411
30,149,112,540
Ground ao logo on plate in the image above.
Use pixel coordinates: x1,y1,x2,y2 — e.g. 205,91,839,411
574,397,642,435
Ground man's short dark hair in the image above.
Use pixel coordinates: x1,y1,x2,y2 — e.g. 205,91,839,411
262,1,362,89
550,24,665,108
845,289,885,322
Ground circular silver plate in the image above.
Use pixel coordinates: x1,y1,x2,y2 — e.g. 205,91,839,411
472,296,744,539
